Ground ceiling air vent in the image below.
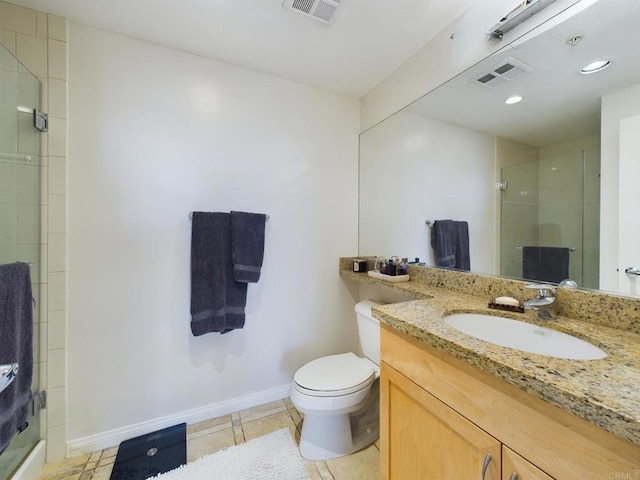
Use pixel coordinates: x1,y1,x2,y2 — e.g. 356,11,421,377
472,57,533,88
284,0,345,25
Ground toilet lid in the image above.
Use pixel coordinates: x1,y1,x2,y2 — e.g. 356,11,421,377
294,352,376,393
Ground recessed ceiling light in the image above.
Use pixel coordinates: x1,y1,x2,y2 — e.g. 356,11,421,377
581,60,611,74
505,95,523,105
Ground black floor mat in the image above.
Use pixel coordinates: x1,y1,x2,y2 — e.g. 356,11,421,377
110,423,186,479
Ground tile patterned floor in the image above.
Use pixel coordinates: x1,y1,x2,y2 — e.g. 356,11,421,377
36,398,380,480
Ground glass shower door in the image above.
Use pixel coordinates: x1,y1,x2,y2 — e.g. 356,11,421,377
0,41,43,478
499,147,601,288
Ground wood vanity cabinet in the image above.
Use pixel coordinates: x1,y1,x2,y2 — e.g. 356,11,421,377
380,324,640,480
382,363,500,479
502,446,554,480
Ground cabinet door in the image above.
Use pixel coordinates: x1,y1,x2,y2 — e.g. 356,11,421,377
381,362,501,480
503,446,555,480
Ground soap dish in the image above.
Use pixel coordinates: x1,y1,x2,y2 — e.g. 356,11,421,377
367,271,410,283
487,302,525,313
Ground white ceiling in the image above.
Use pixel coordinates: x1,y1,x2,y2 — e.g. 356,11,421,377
7,0,472,98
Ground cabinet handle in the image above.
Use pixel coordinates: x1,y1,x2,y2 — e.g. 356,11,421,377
481,453,492,480
509,473,518,480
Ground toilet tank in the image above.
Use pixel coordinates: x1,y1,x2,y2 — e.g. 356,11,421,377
355,300,381,365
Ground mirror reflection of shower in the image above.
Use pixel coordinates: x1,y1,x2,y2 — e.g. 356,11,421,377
499,136,600,289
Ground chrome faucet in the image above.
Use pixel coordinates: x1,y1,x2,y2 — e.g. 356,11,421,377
523,284,556,320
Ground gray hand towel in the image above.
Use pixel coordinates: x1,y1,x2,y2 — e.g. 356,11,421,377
430,220,471,271
0,262,33,454
522,246,570,284
230,211,267,283
190,212,248,335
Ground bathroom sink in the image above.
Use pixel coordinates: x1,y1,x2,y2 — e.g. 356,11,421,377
444,313,607,360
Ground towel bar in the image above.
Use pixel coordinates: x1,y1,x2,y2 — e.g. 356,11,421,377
516,246,576,252
189,212,270,221
0,152,31,164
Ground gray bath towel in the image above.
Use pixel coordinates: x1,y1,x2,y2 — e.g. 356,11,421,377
230,211,267,283
190,212,248,335
522,246,570,284
0,262,33,454
430,220,471,271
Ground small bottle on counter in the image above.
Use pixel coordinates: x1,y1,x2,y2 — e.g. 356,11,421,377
380,260,388,274
399,258,408,275
387,259,397,276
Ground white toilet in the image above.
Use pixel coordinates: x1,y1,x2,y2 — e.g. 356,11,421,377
290,300,381,461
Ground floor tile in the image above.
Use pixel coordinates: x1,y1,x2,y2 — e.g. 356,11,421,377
241,410,297,442
287,405,303,432
37,453,89,479
186,426,235,462
187,414,231,438
325,444,379,480
232,422,245,444
90,464,113,480
313,460,336,480
238,399,287,423
98,447,118,467
36,398,380,479
88,451,101,463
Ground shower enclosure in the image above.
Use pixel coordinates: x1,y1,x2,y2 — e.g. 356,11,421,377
0,41,44,478
500,147,601,289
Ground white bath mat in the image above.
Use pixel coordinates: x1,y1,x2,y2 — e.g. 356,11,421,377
149,428,310,480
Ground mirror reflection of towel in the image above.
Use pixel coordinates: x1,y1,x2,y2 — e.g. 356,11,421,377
430,220,470,271
522,246,570,284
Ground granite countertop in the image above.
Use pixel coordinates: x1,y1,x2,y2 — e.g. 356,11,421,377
340,269,640,447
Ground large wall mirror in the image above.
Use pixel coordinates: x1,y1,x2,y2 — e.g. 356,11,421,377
359,0,640,297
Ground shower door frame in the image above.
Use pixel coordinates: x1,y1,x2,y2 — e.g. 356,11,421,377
0,41,46,479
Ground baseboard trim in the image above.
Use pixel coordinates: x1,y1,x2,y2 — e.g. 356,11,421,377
67,384,291,456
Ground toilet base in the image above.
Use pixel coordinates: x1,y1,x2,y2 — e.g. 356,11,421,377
297,381,380,461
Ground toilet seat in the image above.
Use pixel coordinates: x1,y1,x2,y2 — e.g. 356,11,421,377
294,352,376,397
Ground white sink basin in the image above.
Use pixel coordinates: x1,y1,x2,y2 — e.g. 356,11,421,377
444,313,607,360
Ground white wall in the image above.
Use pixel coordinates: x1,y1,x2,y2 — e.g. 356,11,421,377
359,111,496,272
67,23,359,448
601,83,640,293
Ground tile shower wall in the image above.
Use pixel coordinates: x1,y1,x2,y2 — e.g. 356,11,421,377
0,0,69,463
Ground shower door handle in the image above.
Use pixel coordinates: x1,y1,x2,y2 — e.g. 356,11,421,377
0,363,19,394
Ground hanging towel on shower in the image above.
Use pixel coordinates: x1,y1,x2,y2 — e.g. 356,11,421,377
230,211,267,283
522,246,570,284
190,212,248,336
430,220,471,271
0,262,33,454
